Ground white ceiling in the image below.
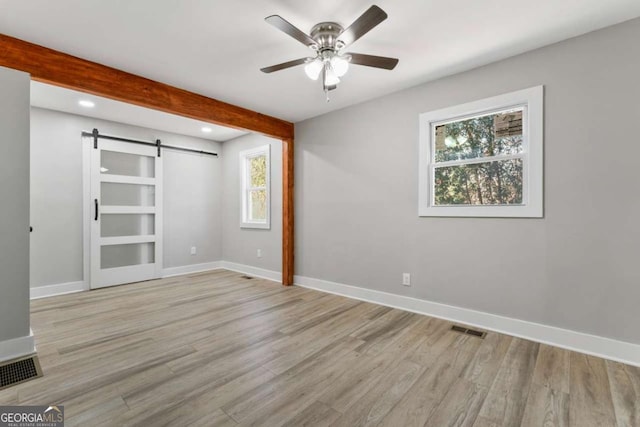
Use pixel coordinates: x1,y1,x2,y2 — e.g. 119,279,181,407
31,82,247,142
2,0,640,123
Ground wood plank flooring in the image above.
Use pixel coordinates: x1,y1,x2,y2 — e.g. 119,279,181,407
0,270,638,426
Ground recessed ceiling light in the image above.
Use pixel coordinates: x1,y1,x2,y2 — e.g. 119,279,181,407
78,100,95,108
201,127,213,133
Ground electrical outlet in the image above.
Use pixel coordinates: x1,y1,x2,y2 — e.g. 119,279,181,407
257,249,262,258
402,273,411,286
190,246,197,255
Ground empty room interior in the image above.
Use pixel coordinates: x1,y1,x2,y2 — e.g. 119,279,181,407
1,1,640,426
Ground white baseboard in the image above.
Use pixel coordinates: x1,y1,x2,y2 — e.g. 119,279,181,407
0,331,36,363
294,274,640,367
162,261,222,278
220,261,282,283
30,281,87,300
28,260,280,300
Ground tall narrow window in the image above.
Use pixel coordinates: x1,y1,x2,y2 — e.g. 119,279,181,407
419,86,543,217
240,145,270,229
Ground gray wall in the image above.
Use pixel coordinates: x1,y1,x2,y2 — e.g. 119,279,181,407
295,18,640,344
0,67,31,343
30,107,223,287
222,134,282,273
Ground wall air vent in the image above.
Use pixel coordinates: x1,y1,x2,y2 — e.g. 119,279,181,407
450,325,487,338
0,354,43,390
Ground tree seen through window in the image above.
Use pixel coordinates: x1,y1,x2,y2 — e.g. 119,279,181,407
433,110,524,206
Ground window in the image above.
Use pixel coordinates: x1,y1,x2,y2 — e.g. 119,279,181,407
240,145,270,228
419,86,543,217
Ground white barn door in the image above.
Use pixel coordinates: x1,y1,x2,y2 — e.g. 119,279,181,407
90,139,163,289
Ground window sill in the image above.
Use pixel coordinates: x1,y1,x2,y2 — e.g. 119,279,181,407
241,222,271,230
419,204,542,218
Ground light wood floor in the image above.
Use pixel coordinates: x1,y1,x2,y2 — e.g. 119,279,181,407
1,270,638,426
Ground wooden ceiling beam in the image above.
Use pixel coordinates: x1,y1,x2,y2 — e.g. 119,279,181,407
0,33,294,140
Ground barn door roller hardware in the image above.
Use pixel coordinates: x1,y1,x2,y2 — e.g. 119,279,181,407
85,128,218,157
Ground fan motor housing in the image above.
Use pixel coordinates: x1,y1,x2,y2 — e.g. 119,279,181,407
310,22,345,51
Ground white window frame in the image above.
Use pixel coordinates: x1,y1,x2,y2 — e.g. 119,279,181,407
418,86,543,218
240,144,271,229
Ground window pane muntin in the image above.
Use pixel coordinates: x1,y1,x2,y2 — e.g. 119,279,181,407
432,158,523,206
432,106,526,164
431,153,524,168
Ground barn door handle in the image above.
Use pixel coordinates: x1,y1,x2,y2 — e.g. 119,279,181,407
94,199,99,221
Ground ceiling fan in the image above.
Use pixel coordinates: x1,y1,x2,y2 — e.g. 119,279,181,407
260,5,399,100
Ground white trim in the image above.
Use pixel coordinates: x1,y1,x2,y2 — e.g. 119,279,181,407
99,175,156,185
99,206,156,214
418,86,544,218
433,153,525,168
220,261,282,283
30,261,278,298
0,332,36,363
28,263,226,300
294,274,640,367
162,261,223,278
239,144,271,229
100,235,156,246
82,135,91,287
30,281,87,300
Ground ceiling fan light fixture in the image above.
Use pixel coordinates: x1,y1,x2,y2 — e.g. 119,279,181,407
304,59,323,80
323,63,340,86
330,54,350,77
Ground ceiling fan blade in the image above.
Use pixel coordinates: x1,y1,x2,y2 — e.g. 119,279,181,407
265,15,317,47
338,5,388,47
348,53,399,70
260,58,309,73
